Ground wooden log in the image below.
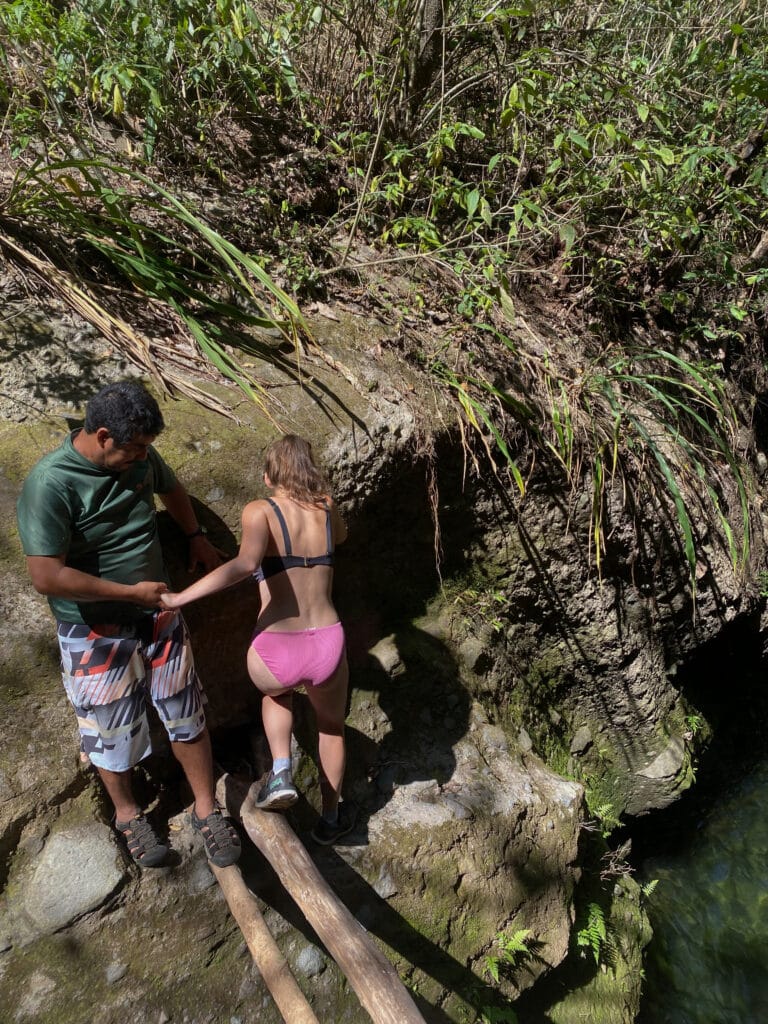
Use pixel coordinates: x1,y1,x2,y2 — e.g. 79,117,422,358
217,774,427,1024
210,861,320,1024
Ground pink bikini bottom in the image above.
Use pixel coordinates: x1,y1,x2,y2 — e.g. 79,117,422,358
250,621,345,689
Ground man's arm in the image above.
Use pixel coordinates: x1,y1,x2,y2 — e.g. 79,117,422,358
26,555,167,608
159,481,224,572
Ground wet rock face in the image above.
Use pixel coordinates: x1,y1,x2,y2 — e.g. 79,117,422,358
433,469,760,819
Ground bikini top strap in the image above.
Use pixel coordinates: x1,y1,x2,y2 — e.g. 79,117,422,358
266,497,293,555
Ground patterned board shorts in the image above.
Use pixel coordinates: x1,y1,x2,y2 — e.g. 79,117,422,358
57,610,206,772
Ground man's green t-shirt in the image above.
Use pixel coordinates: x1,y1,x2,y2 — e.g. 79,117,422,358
17,431,178,624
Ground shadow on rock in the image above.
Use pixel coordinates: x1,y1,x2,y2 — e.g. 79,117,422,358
158,502,262,731
351,624,470,809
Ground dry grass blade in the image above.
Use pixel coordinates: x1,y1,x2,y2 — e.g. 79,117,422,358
0,229,161,383
0,229,237,419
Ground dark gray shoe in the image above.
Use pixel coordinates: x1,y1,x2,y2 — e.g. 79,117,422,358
254,768,298,811
192,807,241,867
116,812,168,868
311,802,357,845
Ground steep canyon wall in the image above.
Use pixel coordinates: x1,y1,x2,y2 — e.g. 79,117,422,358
0,300,759,1022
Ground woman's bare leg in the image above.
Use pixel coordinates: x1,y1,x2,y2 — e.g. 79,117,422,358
304,655,349,817
247,645,294,763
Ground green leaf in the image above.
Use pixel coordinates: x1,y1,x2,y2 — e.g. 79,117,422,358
567,130,591,153
465,188,480,218
559,223,577,252
498,285,516,322
485,957,500,983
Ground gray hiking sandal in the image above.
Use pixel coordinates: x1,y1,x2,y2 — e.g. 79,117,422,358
116,812,169,868
192,807,241,867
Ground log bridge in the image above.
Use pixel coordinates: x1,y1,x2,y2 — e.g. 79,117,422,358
213,774,427,1024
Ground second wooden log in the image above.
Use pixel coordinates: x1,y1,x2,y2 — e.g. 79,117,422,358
216,774,427,1024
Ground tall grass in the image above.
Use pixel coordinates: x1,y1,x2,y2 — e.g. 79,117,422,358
438,290,751,589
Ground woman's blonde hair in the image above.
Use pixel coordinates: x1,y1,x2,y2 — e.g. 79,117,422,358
264,434,331,503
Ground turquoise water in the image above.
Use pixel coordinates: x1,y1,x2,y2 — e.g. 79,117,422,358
639,763,768,1023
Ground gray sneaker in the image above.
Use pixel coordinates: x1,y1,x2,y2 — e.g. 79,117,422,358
254,768,298,810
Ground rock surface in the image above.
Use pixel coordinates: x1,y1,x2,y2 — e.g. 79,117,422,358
20,824,125,937
2,292,737,1022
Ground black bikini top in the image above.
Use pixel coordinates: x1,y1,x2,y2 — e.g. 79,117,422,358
253,498,334,583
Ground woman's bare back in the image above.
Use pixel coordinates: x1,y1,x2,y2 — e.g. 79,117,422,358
252,495,345,632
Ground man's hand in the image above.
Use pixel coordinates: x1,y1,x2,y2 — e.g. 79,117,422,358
159,483,228,572
132,581,169,608
187,534,227,573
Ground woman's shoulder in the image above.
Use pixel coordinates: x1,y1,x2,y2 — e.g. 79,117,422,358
241,498,272,524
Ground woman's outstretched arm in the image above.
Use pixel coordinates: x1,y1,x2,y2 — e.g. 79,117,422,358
161,501,269,609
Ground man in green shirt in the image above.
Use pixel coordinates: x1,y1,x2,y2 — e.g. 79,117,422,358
17,381,240,869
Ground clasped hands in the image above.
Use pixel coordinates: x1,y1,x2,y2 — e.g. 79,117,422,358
134,535,226,609
131,580,186,611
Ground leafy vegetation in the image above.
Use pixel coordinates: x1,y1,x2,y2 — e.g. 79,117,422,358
451,582,512,634
1,0,765,582
576,901,609,966
478,1006,519,1024
1,0,299,160
475,926,533,1023
641,878,659,903
585,798,623,840
483,927,534,984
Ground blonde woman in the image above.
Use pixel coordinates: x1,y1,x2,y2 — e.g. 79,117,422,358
161,435,353,843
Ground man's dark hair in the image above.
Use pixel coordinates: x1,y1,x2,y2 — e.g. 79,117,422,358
84,382,164,444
